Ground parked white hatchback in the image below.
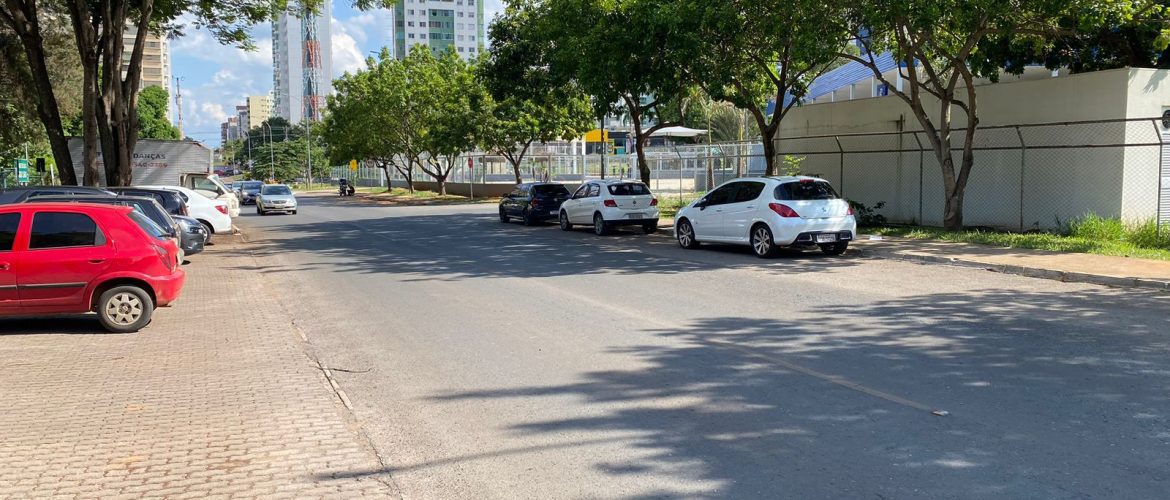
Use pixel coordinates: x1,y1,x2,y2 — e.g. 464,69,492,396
674,176,857,257
558,179,660,235
137,185,233,235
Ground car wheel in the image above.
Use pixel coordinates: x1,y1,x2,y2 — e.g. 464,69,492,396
291,210,297,215
751,224,778,258
522,209,536,226
820,241,849,256
97,285,154,333
559,211,573,231
499,207,510,223
676,219,699,249
593,213,608,236
642,222,658,234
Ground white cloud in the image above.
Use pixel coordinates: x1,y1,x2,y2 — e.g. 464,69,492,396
331,18,366,78
200,102,229,123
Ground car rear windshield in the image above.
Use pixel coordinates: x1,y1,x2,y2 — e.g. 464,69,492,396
775,180,840,200
262,185,292,195
242,181,263,190
531,184,570,196
128,211,168,240
607,183,651,196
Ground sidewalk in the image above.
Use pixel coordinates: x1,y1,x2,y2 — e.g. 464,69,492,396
853,236,1170,291
0,238,397,498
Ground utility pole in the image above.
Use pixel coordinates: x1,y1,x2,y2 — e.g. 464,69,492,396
306,124,312,189
267,124,274,182
174,77,185,138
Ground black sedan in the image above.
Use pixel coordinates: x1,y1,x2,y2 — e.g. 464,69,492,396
499,183,572,226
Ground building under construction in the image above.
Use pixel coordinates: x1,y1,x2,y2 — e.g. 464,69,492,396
272,4,333,125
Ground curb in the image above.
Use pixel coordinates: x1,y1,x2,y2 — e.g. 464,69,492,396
856,247,1170,292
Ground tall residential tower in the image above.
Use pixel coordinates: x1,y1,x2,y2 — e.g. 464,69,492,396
393,0,484,60
272,4,333,125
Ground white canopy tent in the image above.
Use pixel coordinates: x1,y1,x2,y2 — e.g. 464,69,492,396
648,126,708,138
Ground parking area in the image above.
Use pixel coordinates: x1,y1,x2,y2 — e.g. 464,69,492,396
0,235,395,498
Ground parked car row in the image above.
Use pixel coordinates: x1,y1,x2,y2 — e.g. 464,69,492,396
0,178,263,333
499,176,858,258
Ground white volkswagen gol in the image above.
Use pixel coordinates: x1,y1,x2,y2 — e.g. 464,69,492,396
674,176,857,257
559,179,660,235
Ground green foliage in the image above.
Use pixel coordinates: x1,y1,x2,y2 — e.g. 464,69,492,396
781,155,805,176
871,219,1170,261
242,137,327,183
1067,214,1170,249
136,86,180,140
848,200,888,227
1068,213,1126,241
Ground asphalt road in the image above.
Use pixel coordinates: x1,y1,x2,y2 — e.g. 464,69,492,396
237,194,1170,499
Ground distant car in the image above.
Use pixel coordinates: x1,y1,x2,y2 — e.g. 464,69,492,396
136,185,232,235
105,187,188,217
558,179,659,235
238,181,263,205
0,203,185,332
499,183,571,226
0,186,116,205
256,184,297,215
674,176,857,258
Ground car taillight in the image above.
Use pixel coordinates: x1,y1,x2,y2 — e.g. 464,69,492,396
846,205,854,216
530,199,541,208
154,244,175,271
603,199,617,207
768,203,801,218
650,198,658,206
215,204,228,215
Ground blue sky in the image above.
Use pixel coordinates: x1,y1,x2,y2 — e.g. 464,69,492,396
172,0,504,147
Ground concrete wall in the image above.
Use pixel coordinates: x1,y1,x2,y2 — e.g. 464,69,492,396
778,68,1168,228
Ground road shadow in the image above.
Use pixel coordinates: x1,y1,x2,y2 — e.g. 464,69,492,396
404,287,1170,498
238,210,863,281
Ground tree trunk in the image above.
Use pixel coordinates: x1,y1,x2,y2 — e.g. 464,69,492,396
436,176,447,196
762,137,777,177
509,158,522,184
3,0,78,184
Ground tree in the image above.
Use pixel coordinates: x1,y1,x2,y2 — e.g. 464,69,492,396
681,0,847,175
481,5,595,184
244,136,326,183
137,85,179,139
1,0,82,184
505,0,694,185
841,0,1162,229
326,48,425,193
413,46,488,196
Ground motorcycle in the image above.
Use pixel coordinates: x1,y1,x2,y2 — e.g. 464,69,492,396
338,180,356,197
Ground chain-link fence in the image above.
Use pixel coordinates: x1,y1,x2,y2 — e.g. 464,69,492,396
330,117,1170,231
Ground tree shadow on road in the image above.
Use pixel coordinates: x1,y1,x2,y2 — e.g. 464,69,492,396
406,287,1170,498
237,212,863,281
0,315,115,335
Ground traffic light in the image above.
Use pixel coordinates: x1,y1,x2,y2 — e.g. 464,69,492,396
35,158,45,172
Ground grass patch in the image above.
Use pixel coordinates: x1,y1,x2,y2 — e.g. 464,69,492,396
656,192,705,219
359,186,499,205
868,219,1170,261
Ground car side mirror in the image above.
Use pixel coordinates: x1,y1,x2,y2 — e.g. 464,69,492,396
695,200,708,210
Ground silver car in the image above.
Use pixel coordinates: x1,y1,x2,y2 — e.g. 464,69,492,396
256,184,298,215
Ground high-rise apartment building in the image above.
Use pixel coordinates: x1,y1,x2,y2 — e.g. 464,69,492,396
122,27,172,117
393,0,484,60
236,105,250,138
272,4,333,125
221,117,240,144
246,95,273,130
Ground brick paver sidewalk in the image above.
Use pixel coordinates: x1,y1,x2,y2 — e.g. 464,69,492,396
0,238,398,498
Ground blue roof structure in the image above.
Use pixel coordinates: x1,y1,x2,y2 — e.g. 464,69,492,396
767,52,901,115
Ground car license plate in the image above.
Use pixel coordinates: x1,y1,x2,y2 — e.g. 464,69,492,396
816,234,837,243
627,213,644,219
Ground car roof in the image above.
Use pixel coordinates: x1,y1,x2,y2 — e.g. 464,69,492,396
0,185,113,192
27,194,159,204
1,201,133,213
757,175,829,183
589,178,645,185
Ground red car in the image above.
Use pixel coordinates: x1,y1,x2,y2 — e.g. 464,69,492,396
0,203,185,332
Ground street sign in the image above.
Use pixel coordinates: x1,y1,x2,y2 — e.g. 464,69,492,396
349,159,358,171
16,159,29,184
